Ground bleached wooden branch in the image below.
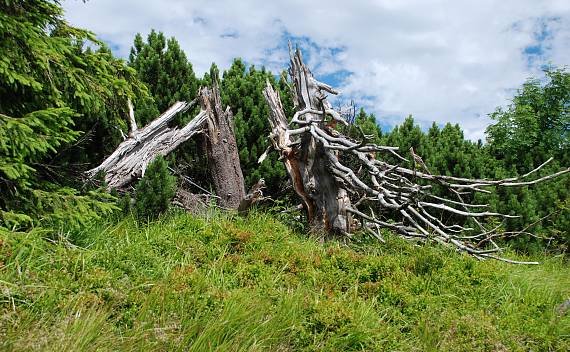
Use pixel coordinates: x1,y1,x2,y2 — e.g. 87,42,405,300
127,98,138,134
86,100,204,190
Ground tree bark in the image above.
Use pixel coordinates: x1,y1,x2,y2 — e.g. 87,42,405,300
200,81,245,209
263,44,351,234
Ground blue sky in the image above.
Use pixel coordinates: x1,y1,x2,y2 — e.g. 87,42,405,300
63,0,570,141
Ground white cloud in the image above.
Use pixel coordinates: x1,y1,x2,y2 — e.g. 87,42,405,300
63,0,570,141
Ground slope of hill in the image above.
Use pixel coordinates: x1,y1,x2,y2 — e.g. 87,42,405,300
1,211,569,351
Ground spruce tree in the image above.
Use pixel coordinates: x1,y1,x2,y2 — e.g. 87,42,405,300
134,156,177,219
129,30,199,122
220,59,291,195
485,68,570,248
486,68,570,170
0,0,152,230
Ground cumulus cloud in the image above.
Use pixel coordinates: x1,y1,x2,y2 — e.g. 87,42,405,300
63,0,570,140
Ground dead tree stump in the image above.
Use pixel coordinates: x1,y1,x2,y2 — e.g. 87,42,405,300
263,42,570,263
86,83,245,210
200,80,245,209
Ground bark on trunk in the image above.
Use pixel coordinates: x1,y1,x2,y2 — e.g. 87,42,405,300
200,81,245,209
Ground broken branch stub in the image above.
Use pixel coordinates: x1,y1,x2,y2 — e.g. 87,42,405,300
263,43,570,263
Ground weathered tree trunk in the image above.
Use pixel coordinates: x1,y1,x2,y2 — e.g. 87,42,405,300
263,43,570,263
199,81,245,209
264,45,352,234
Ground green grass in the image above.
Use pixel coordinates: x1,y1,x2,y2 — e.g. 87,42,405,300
1,210,569,351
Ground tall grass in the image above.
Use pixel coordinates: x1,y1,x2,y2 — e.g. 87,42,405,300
1,210,568,351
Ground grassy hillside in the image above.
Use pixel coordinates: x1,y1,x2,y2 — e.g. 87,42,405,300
1,210,569,351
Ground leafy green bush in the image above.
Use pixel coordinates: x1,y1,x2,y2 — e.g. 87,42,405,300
134,156,176,219
411,246,445,276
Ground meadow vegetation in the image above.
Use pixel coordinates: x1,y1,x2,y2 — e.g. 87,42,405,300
1,210,568,351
